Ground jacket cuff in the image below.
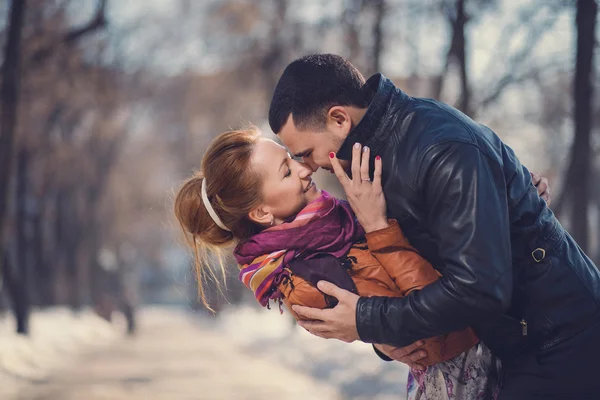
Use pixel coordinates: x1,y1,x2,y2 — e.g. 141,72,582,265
356,296,379,343
364,219,408,251
372,344,393,362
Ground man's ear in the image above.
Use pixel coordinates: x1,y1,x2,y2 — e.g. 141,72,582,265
248,206,273,226
327,106,352,137
327,106,351,128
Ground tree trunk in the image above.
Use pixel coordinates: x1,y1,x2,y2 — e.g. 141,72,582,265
371,0,385,75
87,186,103,308
54,186,82,310
593,166,600,266
569,0,597,251
53,188,67,304
454,0,471,117
32,197,53,306
15,147,30,334
432,0,470,116
65,191,82,312
261,0,288,98
343,0,364,63
0,0,27,270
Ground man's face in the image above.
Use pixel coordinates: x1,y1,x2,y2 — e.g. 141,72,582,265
278,114,350,173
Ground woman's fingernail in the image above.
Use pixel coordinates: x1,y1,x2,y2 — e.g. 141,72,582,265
375,156,381,161
354,143,361,149
329,152,335,159
363,146,369,153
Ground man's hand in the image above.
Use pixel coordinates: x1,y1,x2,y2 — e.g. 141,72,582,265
531,171,551,206
293,281,360,343
374,342,428,371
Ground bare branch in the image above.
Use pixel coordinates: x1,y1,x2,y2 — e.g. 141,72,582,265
64,0,108,44
30,0,108,65
477,10,564,110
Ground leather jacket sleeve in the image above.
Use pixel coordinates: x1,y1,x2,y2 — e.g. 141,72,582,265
356,141,513,347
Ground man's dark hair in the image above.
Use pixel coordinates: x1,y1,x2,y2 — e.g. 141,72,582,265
268,54,369,134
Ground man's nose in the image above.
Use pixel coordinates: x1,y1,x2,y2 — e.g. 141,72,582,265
303,156,319,173
298,162,314,178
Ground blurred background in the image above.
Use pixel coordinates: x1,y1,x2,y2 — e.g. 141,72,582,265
0,0,598,399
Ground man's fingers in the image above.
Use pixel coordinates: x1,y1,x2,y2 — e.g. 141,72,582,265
544,190,552,206
317,280,346,300
542,192,550,201
407,350,428,363
388,340,425,358
292,304,328,321
539,178,549,193
410,363,426,371
536,178,548,193
535,177,551,203
392,349,428,364
531,172,553,206
297,319,332,336
330,153,349,187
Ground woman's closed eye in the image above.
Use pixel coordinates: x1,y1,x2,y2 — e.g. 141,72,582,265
284,167,292,178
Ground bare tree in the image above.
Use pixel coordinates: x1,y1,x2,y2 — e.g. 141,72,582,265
559,0,597,251
0,0,27,274
342,0,366,63
371,0,386,75
432,0,471,115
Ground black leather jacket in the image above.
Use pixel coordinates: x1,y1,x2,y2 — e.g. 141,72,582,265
337,74,600,361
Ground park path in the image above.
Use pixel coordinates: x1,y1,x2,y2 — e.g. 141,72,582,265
11,308,341,400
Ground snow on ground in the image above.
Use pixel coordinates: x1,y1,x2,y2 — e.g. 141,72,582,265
215,304,410,400
5,307,342,400
0,308,119,399
0,305,408,399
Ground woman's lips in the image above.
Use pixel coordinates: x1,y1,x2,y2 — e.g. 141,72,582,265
304,179,315,193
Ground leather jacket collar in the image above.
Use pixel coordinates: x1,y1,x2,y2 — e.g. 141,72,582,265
337,73,408,160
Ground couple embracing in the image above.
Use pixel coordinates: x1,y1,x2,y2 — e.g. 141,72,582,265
175,54,600,399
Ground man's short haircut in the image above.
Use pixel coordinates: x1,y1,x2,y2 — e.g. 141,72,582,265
268,54,369,134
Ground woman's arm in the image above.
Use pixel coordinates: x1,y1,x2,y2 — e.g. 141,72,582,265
365,219,479,366
365,220,440,295
279,275,328,322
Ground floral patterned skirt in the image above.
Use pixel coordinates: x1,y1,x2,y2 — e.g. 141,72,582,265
407,342,501,400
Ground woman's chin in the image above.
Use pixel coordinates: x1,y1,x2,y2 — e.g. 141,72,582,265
306,187,322,201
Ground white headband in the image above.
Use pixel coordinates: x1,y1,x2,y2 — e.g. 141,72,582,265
201,178,231,232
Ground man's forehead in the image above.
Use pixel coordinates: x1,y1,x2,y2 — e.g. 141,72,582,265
281,137,310,158
278,126,303,152
281,118,318,146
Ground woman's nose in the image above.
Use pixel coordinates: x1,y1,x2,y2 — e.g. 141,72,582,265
297,162,313,178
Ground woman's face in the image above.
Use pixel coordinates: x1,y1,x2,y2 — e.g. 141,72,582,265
251,138,321,225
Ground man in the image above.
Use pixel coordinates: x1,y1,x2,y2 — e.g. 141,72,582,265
268,54,600,399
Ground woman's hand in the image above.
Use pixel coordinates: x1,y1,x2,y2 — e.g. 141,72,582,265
330,143,388,233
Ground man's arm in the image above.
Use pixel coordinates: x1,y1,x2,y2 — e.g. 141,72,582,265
356,142,513,348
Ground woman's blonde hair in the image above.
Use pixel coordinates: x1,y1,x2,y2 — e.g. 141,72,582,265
174,128,263,311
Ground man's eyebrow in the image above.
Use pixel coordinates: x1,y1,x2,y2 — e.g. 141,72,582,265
294,150,309,158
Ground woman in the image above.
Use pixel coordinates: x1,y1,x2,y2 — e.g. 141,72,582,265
174,127,500,399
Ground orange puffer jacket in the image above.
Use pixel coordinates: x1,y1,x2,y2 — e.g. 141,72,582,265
278,220,478,367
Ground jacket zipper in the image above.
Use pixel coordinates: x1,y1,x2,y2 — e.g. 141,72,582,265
520,319,528,336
